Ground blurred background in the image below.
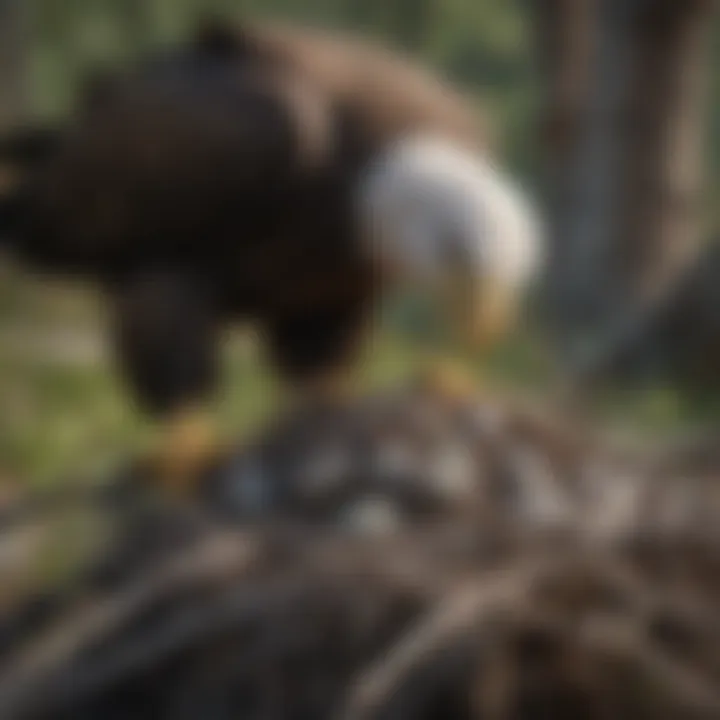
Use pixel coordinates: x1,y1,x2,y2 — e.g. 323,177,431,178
0,0,719,489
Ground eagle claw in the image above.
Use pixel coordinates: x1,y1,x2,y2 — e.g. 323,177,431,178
134,410,225,500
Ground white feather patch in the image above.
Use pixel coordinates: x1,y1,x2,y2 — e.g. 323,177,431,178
356,134,543,291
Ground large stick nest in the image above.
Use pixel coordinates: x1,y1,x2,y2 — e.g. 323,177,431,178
1,384,720,719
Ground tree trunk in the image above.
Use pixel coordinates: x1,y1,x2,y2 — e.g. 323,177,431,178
535,0,621,355
535,0,596,175
616,0,714,303
535,0,716,370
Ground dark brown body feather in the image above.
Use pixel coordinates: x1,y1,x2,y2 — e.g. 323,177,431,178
6,20,485,415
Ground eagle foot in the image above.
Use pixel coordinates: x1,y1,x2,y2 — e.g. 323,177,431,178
135,410,226,500
414,359,482,401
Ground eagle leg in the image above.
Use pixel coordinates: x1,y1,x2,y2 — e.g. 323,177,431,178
112,269,222,499
266,299,370,413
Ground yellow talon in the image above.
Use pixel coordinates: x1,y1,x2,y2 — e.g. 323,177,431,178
415,357,481,400
137,406,224,499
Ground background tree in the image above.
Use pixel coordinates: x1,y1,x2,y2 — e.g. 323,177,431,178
535,0,717,372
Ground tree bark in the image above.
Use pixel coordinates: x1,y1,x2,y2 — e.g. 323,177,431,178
616,0,714,303
535,0,597,174
535,0,619,354
535,0,716,369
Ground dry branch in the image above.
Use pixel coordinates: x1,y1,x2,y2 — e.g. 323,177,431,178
2,385,720,719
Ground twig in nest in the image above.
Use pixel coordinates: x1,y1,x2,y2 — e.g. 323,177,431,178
0,530,260,719
578,615,720,715
341,552,567,720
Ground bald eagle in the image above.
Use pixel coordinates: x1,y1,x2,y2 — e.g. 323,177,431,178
0,20,541,493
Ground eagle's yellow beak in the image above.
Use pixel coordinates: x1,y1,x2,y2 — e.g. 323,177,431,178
442,272,518,352
411,274,518,401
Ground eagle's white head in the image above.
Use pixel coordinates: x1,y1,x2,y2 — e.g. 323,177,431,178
356,135,543,347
